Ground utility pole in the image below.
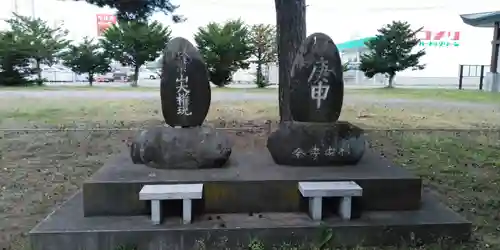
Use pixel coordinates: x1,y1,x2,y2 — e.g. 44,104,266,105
31,0,36,18
14,0,19,13
11,0,35,17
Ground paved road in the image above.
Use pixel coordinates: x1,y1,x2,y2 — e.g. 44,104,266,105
0,89,272,101
42,75,484,89
43,80,479,90
0,89,496,109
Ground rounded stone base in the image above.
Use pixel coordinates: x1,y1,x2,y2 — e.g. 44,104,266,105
130,125,232,169
266,121,366,166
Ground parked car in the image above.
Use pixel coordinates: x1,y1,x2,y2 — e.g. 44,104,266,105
126,69,158,80
112,70,129,81
75,73,89,82
94,73,114,82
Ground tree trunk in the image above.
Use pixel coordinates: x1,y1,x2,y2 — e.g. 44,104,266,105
88,72,93,87
132,65,139,87
35,59,42,86
275,0,306,122
388,74,395,88
256,54,263,88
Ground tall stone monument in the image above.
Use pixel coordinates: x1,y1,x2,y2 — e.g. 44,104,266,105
267,33,366,166
130,37,232,169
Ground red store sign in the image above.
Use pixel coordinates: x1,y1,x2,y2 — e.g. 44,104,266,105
96,14,117,36
418,30,460,47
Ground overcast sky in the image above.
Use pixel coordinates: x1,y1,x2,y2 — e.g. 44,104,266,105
2,0,500,44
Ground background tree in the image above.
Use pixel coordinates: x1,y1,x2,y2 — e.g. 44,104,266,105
61,37,111,86
249,24,277,88
79,0,306,118
100,21,171,87
274,0,306,121
359,21,426,88
194,19,253,87
75,0,184,22
0,31,34,86
342,62,350,72
7,13,69,85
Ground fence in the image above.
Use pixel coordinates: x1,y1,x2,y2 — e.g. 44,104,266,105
34,66,491,90
458,64,489,90
344,68,486,89
39,70,87,83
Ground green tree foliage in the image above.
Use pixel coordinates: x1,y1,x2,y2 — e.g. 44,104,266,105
249,24,277,88
359,21,425,88
61,37,111,86
194,19,253,87
6,13,69,85
342,62,350,72
75,0,184,22
100,21,171,87
0,31,34,86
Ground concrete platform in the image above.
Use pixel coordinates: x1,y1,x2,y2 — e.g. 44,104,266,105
83,150,422,216
30,191,471,250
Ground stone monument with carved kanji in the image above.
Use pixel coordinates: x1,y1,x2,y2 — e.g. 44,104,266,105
130,37,232,169
267,33,366,166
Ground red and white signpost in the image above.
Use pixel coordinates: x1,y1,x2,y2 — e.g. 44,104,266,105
96,14,117,36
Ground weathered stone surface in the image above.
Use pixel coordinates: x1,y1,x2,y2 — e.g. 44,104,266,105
84,149,422,216
267,121,365,166
130,126,232,169
290,32,344,122
161,37,211,127
32,192,471,250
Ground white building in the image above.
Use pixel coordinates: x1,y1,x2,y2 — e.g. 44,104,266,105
337,7,499,89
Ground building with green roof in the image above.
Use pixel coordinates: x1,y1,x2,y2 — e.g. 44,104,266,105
461,11,500,92
335,11,500,89
336,37,376,84
337,37,374,52
337,36,375,75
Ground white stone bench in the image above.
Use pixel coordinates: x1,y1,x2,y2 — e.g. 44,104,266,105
139,183,203,225
298,181,362,221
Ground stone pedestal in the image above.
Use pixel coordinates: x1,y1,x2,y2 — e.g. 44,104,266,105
485,72,500,92
30,150,471,250
130,125,232,169
267,121,366,166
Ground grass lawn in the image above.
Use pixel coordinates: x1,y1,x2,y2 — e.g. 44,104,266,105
0,97,500,249
350,88,500,103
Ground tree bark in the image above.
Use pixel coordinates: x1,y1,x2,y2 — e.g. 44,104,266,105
274,0,306,122
388,74,395,88
256,62,262,86
88,72,93,87
256,49,263,87
132,65,140,87
35,59,42,86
